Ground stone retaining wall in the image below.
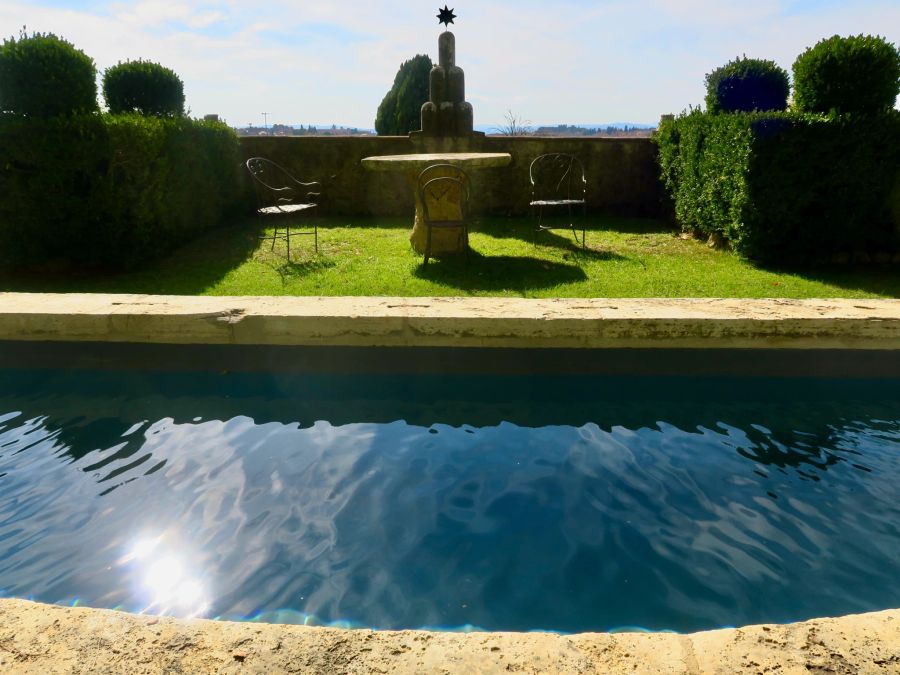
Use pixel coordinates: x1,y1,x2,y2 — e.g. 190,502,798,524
1,295,898,351
239,136,667,218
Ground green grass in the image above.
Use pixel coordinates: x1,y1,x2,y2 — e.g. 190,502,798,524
2,215,897,298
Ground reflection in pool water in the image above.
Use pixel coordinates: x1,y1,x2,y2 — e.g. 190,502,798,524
121,536,209,618
0,369,898,633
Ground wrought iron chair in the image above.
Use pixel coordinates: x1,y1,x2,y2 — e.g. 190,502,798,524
246,157,320,257
529,153,587,249
417,164,471,264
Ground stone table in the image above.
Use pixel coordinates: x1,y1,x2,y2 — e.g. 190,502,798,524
361,152,512,256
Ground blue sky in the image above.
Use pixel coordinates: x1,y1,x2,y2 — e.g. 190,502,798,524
3,1,898,128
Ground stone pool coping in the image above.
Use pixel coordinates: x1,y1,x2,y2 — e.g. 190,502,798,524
0,294,898,349
0,599,897,674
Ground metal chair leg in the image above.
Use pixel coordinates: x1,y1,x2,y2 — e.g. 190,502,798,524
568,203,576,245
534,205,544,246
582,203,587,250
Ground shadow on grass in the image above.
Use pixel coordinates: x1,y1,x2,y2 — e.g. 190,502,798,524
475,214,673,250
253,249,338,286
320,216,412,230
413,250,589,291
757,262,900,298
594,216,676,235
0,221,261,295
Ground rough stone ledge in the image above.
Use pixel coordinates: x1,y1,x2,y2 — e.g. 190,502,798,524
0,294,898,350
0,599,897,674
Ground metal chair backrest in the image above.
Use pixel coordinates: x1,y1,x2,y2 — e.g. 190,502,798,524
246,157,320,210
529,153,586,203
419,176,470,225
418,164,470,224
417,163,470,190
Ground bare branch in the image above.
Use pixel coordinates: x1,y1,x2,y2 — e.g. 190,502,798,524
492,109,533,136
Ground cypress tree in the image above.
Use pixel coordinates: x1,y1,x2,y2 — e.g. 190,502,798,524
375,54,432,135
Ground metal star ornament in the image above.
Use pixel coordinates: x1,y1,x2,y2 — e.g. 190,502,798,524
437,5,456,28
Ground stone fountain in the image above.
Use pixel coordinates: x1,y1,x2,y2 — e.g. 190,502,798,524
412,11,484,151
362,8,509,256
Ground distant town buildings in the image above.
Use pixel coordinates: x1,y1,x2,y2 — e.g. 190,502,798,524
229,122,653,138
235,124,374,137
528,124,655,138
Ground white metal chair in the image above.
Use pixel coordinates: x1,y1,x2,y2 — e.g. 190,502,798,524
246,157,320,257
529,153,587,249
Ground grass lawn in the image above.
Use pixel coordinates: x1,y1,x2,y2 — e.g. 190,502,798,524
1,215,897,298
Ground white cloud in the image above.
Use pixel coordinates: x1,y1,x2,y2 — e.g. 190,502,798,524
3,1,899,127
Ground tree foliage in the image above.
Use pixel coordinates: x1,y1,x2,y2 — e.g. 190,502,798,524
375,54,432,135
0,30,98,117
704,57,789,114
793,35,900,115
103,60,185,117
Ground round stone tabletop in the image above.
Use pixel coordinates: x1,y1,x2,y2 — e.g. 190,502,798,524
361,152,512,172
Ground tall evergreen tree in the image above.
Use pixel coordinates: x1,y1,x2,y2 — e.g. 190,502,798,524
375,54,432,136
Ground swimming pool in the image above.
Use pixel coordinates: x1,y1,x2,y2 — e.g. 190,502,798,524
1,344,897,633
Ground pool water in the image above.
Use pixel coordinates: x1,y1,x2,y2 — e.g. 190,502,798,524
0,368,898,633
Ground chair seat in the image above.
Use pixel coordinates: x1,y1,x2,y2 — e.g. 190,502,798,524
530,199,586,207
258,203,316,215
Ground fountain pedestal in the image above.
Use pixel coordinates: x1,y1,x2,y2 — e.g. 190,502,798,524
361,153,511,254
362,25,507,257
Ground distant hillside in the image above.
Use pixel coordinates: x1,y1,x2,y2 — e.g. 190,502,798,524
475,122,656,133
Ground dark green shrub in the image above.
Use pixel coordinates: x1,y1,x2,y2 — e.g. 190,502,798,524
0,32,98,117
0,114,246,268
656,110,900,263
103,60,185,117
375,54,432,135
793,35,900,115
705,57,790,113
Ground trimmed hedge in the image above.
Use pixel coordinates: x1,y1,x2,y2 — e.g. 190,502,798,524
0,32,98,117
793,35,900,115
0,114,247,268
656,109,900,263
705,57,790,113
103,60,185,117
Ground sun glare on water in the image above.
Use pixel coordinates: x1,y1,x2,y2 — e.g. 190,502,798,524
123,536,210,618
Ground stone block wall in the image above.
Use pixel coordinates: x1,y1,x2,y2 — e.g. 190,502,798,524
240,136,666,218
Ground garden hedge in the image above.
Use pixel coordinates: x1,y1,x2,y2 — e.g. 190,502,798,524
793,35,900,116
0,114,248,268
656,109,900,264
103,60,185,117
705,57,790,114
0,32,98,117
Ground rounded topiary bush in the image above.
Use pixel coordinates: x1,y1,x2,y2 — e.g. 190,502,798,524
103,60,185,117
793,35,900,115
0,32,98,117
705,57,790,113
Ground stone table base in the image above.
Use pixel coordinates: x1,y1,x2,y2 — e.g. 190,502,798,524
407,170,467,257
361,152,513,259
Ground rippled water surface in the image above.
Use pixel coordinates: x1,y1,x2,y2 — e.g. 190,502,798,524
0,368,898,633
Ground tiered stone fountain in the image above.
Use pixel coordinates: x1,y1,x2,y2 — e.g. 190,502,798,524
419,32,477,138
362,10,510,255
